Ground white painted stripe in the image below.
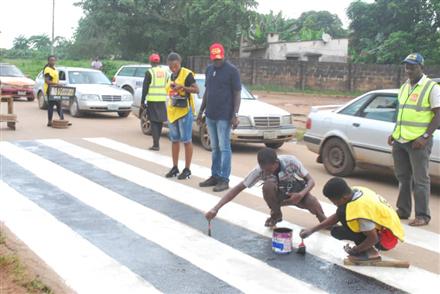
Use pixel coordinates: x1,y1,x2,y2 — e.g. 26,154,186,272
40,139,440,293
0,181,160,294
85,137,440,254
0,141,323,294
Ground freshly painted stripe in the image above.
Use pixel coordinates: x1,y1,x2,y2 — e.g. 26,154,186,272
1,156,240,294
21,141,402,294
0,181,160,294
84,137,440,254
0,142,324,294
39,139,440,293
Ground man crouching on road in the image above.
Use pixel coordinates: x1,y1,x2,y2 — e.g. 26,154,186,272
205,148,326,227
300,177,404,262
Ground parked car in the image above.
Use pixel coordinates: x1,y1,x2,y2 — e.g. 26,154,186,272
112,64,151,94
34,67,133,117
132,74,296,150
304,87,440,180
0,63,35,101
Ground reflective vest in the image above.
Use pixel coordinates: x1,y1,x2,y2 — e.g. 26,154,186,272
340,186,404,242
147,67,168,102
43,66,59,95
392,78,435,141
166,67,196,123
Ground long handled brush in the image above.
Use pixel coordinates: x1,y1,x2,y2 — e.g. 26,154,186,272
296,239,306,254
208,220,212,237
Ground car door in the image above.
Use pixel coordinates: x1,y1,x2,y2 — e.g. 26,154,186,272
134,67,148,89
344,93,397,167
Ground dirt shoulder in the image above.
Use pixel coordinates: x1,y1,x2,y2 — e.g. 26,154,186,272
0,225,73,294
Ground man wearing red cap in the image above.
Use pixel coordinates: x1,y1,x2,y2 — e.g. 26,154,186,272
141,53,169,151
197,43,242,192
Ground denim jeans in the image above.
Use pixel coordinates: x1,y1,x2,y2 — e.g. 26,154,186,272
206,118,231,182
47,101,64,122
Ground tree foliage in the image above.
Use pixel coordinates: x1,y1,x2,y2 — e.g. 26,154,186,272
347,0,440,64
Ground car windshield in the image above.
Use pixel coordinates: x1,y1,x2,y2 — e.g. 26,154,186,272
0,65,25,77
68,70,111,85
195,78,255,100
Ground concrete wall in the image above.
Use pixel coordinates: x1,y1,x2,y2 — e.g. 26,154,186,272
186,56,440,92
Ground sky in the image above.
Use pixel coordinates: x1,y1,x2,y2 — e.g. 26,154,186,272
0,0,361,49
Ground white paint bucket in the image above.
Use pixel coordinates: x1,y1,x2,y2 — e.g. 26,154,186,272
272,227,292,254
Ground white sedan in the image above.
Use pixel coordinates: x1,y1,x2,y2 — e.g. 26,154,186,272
34,67,133,117
132,74,296,150
304,88,440,180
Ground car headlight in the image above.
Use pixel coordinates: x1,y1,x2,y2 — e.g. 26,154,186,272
122,94,132,101
281,115,293,125
80,94,100,101
238,116,251,127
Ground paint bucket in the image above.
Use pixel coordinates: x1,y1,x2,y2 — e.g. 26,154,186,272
272,227,292,254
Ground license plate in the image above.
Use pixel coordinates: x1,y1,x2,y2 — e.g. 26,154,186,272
18,91,26,95
264,132,278,139
108,104,119,110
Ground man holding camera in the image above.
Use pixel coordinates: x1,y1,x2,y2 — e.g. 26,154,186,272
205,148,326,227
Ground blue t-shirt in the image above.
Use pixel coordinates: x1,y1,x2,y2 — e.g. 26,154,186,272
205,61,241,120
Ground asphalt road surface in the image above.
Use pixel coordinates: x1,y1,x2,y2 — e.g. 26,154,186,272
1,96,439,293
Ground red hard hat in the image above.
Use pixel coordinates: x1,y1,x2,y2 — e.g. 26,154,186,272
149,54,160,63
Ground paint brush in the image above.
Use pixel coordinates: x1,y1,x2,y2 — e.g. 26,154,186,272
208,220,212,237
296,239,306,254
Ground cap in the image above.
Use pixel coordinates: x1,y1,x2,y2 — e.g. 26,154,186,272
402,53,424,65
209,43,225,61
149,54,161,63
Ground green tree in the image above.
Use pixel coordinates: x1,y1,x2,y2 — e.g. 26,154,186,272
295,10,347,40
12,35,30,50
28,34,51,51
245,11,296,45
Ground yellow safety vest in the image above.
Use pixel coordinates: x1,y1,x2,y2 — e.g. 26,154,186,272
147,67,168,102
345,186,404,241
43,66,59,95
166,67,196,123
392,78,435,141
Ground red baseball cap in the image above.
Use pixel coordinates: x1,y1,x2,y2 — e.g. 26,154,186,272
149,54,161,63
209,43,225,61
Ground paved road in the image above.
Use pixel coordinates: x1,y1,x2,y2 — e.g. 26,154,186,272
1,99,439,293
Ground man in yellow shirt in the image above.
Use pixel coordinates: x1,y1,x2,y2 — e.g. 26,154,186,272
44,55,65,126
300,177,404,262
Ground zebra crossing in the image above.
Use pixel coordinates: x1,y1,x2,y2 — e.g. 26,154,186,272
1,138,439,293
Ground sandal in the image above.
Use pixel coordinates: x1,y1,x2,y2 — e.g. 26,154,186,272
264,217,282,227
348,250,381,262
409,217,430,226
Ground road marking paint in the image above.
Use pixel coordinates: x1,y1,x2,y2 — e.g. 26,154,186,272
39,139,440,293
0,141,324,294
84,137,440,254
0,181,160,294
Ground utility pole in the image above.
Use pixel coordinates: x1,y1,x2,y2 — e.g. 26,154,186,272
51,0,55,54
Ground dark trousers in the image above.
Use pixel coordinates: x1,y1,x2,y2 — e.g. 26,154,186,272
331,225,366,245
48,101,64,122
151,121,163,147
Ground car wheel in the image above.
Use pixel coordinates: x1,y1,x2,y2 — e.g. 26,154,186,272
140,108,152,135
38,91,47,109
27,96,35,102
69,98,81,117
264,142,284,149
322,138,355,176
118,111,131,118
122,86,134,95
199,122,212,151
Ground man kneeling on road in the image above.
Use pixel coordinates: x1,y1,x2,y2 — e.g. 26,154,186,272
205,148,326,227
300,177,404,262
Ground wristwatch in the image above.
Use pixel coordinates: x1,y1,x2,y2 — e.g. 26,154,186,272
422,133,430,139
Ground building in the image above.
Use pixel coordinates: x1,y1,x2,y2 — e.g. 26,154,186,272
240,33,349,63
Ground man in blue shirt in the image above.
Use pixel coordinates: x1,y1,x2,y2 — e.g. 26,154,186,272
197,43,241,192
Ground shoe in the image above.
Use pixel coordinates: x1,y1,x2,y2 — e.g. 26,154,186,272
409,216,430,226
149,146,160,151
396,209,409,220
178,168,191,180
47,122,52,127
199,176,218,187
165,166,179,178
67,121,72,126
213,181,229,192
264,216,282,227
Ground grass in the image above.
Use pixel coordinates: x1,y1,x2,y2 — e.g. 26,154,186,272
248,84,363,97
0,231,53,293
1,58,139,80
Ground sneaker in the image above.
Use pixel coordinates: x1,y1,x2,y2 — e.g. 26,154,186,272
47,122,52,127
213,181,229,192
199,176,218,187
165,166,179,178
396,209,409,220
178,168,191,180
149,146,160,151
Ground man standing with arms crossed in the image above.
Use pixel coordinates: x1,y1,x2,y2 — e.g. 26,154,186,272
388,53,440,226
197,43,241,192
